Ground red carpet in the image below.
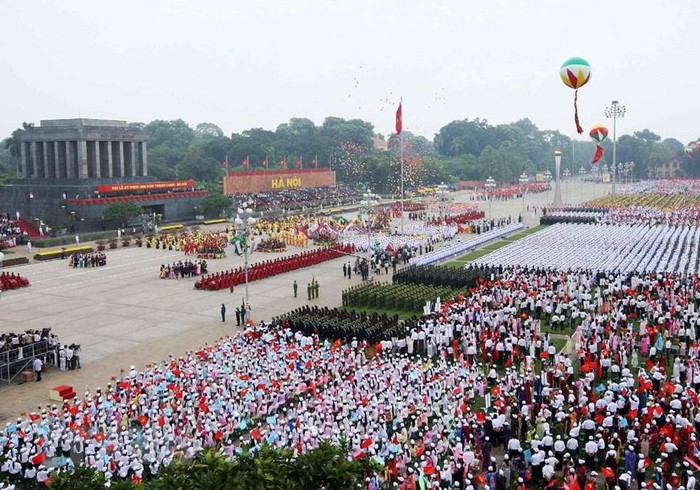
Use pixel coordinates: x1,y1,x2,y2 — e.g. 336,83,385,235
14,219,41,239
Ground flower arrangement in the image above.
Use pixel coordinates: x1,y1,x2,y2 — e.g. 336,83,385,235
256,237,287,253
311,228,338,246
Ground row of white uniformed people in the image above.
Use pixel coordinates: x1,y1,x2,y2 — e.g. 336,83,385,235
412,223,524,267
471,223,700,275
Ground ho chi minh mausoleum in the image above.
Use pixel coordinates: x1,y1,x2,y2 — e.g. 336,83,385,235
0,119,208,232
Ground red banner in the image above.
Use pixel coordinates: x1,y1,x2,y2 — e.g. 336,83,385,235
97,180,194,193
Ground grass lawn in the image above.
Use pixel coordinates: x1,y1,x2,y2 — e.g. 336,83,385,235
446,224,548,266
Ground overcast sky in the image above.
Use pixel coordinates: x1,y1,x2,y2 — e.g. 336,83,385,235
1,1,698,144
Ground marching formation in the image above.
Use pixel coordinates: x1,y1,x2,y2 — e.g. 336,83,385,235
0,272,30,292
472,222,700,275
194,245,354,291
69,252,106,268
158,259,207,279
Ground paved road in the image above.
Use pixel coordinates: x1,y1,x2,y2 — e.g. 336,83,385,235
0,181,612,420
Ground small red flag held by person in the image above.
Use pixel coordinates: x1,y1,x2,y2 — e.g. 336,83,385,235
32,452,46,465
395,101,403,134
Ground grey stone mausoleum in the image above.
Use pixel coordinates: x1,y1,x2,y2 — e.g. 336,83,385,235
1,119,208,234
16,119,148,179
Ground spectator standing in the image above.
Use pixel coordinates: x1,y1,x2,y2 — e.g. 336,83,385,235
33,357,43,382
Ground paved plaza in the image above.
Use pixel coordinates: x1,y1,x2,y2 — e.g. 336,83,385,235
0,182,611,420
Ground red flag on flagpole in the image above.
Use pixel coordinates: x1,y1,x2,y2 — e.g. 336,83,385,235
279,157,286,169
396,101,403,135
222,156,229,169
262,156,268,169
312,156,318,168
241,156,249,169
295,157,302,169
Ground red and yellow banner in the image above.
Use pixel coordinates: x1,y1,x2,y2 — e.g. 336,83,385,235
97,180,194,193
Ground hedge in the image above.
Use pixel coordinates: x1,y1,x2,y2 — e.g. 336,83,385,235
159,224,184,232
34,245,94,261
0,257,30,267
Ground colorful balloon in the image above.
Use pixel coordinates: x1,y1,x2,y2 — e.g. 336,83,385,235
589,124,609,143
560,57,591,134
560,57,591,89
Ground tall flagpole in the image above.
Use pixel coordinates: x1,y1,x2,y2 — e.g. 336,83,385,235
400,98,404,235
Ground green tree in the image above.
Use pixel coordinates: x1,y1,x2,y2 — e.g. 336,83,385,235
200,193,233,217
145,119,195,149
102,202,142,228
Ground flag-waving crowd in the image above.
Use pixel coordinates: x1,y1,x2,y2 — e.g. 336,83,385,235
4,263,700,489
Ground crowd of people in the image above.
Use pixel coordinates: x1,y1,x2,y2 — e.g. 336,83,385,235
543,206,700,227
144,231,229,255
231,185,358,212
0,272,30,292
158,259,207,279
5,264,700,488
0,329,59,369
474,182,551,201
6,179,700,489
0,217,22,249
69,252,107,268
473,222,700,275
194,244,353,291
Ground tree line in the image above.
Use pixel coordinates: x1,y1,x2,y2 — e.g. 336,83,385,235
2,117,698,193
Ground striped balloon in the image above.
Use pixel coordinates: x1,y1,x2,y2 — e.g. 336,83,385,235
589,124,609,143
560,57,591,89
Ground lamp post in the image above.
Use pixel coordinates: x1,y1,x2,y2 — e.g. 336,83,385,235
601,164,609,186
436,183,450,221
629,161,635,184
544,170,552,204
563,168,571,203
485,176,496,220
234,207,256,310
360,189,379,280
604,100,626,198
553,150,563,205
578,167,586,202
518,172,529,217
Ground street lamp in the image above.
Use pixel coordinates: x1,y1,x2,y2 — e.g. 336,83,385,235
563,168,571,203
544,170,552,204
484,176,496,220
604,100,626,198
518,172,529,217
436,183,450,221
360,189,379,280
628,161,635,184
553,150,563,205
578,167,586,202
601,164,609,185
234,207,256,311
